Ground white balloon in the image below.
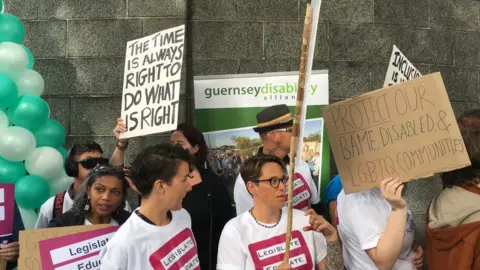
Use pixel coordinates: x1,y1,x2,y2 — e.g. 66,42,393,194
49,170,74,197
0,109,8,129
0,126,36,161
0,42,28,78
25,147,64,181
14,69,45,96
18,206,38,230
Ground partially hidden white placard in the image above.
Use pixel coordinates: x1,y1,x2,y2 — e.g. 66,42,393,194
384,45,422,87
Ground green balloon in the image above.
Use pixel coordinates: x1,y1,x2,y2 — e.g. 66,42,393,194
0,155,26,183
15,175,50,209
34,119,66,147
7,95,49,131
0,13,25,44
57,146,67,162
21,45,34,70
0,73,18,109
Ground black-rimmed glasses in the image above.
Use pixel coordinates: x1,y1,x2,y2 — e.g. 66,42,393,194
250,176,288,188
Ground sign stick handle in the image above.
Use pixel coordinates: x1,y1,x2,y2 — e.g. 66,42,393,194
283,2,313,265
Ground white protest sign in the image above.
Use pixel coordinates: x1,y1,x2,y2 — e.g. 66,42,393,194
384,45,422,87
120,25,185,139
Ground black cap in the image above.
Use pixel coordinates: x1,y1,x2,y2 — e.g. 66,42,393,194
253,104,293,133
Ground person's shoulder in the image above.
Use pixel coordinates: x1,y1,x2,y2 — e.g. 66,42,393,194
109,216,136,243
47,210,82,228
295,158,310,170
222,212,245,234
40,196,56,211
172,208,192,224
327,175,341,189
116,209,132,224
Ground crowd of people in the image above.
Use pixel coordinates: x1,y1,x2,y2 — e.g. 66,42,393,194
1,104,479,270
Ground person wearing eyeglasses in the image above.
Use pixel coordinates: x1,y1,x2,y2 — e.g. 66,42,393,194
234,104,321,215
217,155,343,270
34,141,132,229
48,165,131,227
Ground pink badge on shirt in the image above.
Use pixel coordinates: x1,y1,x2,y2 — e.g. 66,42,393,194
248,230,313,269
291,173,312,210
149,228,200,270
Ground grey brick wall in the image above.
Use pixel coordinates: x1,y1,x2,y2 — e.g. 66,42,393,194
5,0,480,264
190,0,480,264
3,0,189,163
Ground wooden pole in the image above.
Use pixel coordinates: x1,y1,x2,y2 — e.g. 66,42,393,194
283,1,313,265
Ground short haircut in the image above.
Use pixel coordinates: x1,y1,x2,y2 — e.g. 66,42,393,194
443,109,480,187
175,123,208,168
240,155,285,187
71,141,103,160
130,143,194,197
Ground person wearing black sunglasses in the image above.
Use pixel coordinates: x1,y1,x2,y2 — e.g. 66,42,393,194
47,165,131,228
34,141,132,229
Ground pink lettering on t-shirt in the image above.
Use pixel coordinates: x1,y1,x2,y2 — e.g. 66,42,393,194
149,228,200,270
248,230,313,269
290,173,311,210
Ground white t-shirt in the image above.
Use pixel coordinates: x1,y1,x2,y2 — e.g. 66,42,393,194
84,218,119,226
234,158,320,215
217,207,327,270
337,189,417,270
35,188,132,229
100,208,200,270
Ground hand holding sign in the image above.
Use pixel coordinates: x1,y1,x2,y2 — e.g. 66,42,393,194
379,176,407,210
0,242,19,261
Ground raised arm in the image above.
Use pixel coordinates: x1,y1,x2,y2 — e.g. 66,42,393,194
365,177,408,270
110,118,128,166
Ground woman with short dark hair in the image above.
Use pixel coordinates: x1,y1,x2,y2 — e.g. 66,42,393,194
170,123,233,270
217,155,343,270
426,109,480,269
48,165,131,227
100,143,200,270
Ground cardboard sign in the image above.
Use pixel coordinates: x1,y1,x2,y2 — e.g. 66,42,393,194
38,226,118,270
120,25,185,139
248,230,313,269
0,184,15,239
323,72,471,194
18,225,110,270
384,45,422,87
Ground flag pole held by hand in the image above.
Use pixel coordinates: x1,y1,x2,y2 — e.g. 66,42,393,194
282,0,314,265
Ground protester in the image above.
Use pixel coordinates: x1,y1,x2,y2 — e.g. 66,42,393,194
170,123,233,270
234,104,321,215
426,109,480,269
48,165,131,227
1,202,23,270
217,155,343,270
337,176,424,269
35,141,131,229
100,144,200,269
325,175,342,230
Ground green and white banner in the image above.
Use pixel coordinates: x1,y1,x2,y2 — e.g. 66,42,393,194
194,71,330,203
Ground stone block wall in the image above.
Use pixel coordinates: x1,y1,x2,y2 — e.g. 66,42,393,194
4,0,480,261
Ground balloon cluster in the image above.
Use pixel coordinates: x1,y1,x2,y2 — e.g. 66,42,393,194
0,5,73,228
